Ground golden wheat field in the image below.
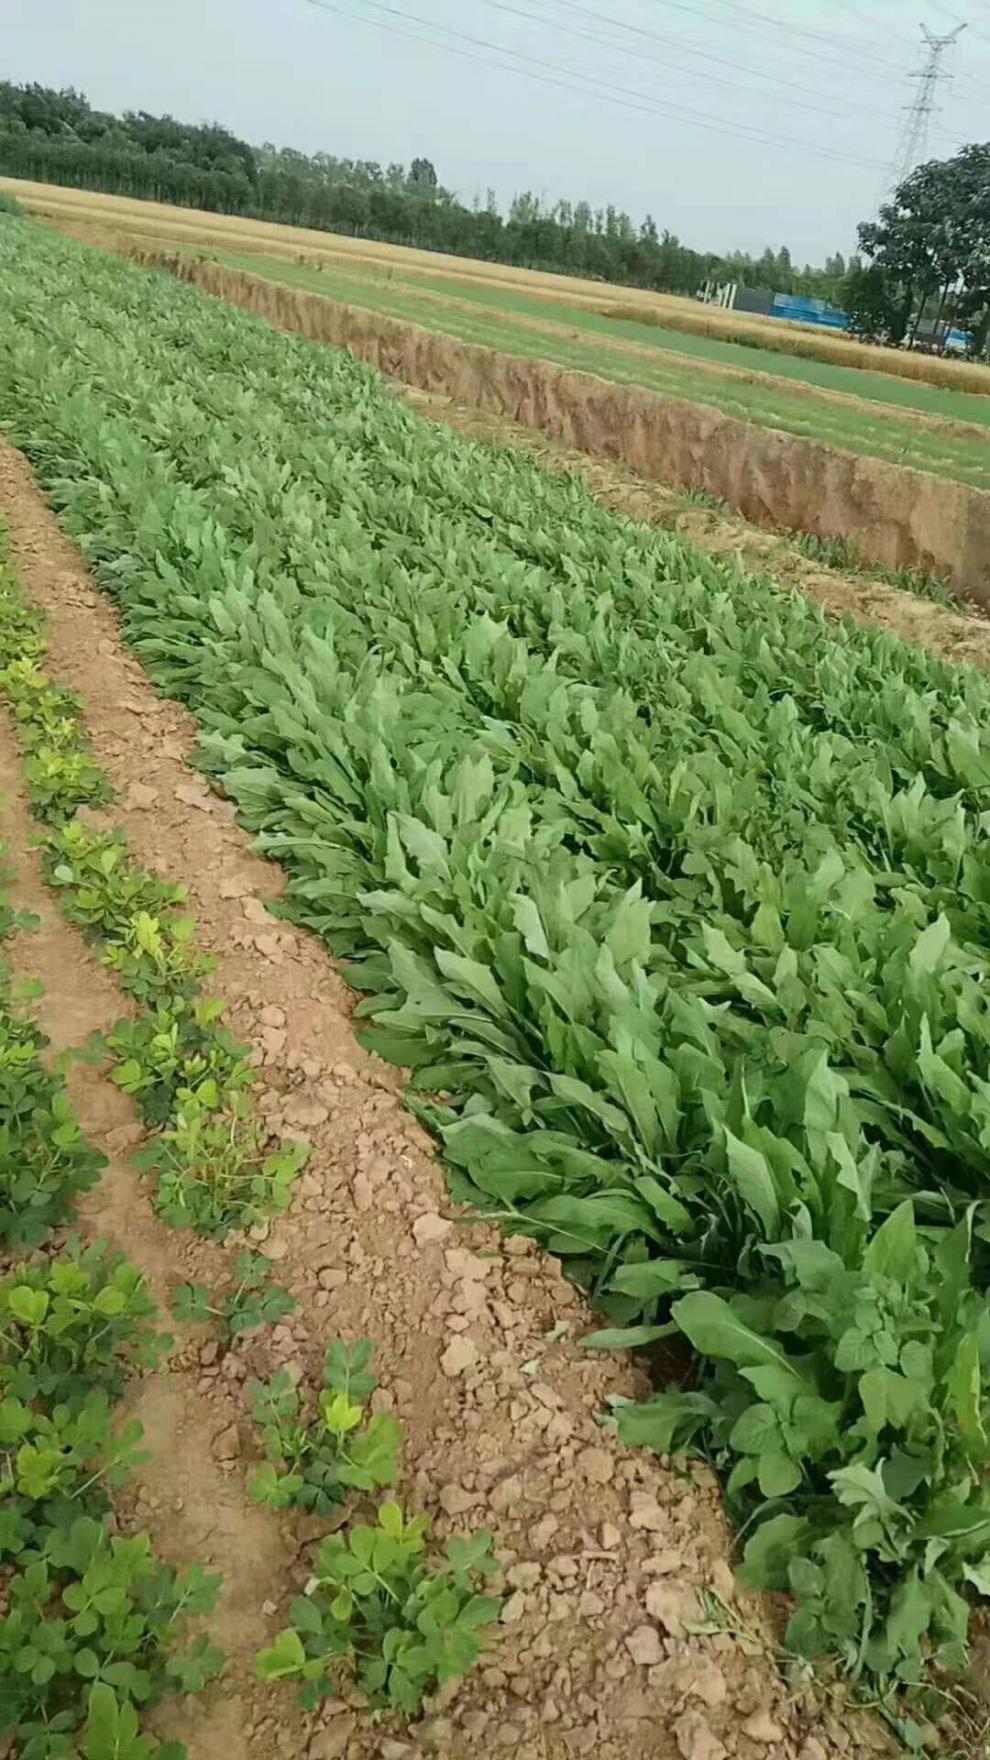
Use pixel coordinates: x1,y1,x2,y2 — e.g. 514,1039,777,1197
8,174,990,394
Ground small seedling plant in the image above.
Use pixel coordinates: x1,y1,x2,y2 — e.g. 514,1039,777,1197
104,1000,252,1127
171,1251,296,1339
139,1089,307,1237
256,1503,501,1714
249,1340,402,1515
0,640,109,822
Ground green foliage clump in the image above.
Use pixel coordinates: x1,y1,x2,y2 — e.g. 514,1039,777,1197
0,565,109,819
248,1340,401,1516
0,1242,164,1411
0,981,106,1247
256,1503,500,1715
171,1250,296,1338
620,1208,990,1685
248,1344,501,1712
0,1518,222,1754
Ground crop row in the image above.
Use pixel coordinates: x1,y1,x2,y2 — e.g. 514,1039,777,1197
0,737,222,1751
3,220,990,1721
0,523,500,1736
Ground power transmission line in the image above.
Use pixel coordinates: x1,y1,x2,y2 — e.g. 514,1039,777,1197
304,0,890,170
483,0,900,127
643,0,916,82
499,0,904,124
889,22,966,188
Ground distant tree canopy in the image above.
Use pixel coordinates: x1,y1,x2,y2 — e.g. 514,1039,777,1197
0,80,845,299
856,143,990,353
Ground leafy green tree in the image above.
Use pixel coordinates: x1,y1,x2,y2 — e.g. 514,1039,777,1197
840,261,907,343
408,155,437,193
857,143,990,353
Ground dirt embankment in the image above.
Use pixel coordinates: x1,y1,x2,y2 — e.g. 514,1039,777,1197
124,248,990,607
0,434,869,1760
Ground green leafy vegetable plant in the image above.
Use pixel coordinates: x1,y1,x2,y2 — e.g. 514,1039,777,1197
248,1340,401,1515
0,1392,147,1565
0,980,106,1248
45,827,214,1007
0,1242,165,1409
0,567,109,823
0,1517,222,1754
171,1251,296,1338
139,1090,306,1237
256,1502,500,1714
102,1001,250,1126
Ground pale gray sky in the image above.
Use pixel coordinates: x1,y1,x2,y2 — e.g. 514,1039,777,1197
6,0,990,262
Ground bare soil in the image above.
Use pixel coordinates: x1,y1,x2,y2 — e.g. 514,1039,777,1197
0,439,866,1760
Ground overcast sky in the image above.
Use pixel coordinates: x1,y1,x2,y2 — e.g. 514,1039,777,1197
7,0,990,262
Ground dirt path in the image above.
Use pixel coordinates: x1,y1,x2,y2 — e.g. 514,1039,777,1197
0,447,862,1759
402,384,990,673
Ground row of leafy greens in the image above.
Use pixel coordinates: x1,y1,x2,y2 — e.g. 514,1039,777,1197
3,217,990,1712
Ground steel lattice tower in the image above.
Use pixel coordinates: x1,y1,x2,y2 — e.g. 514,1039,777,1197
890,22,966,190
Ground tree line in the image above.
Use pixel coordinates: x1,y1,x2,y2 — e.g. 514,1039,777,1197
0,81,848,300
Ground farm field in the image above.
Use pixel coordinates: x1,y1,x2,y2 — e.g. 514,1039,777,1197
252,253,990,431
10,172,990,394
5,213,990,1750
0,321,786,1760
206,248,990,493
403,384,990,654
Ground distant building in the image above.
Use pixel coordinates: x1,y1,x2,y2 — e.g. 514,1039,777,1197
769,293,850,331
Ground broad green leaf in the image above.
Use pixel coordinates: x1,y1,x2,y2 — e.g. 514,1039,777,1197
724,1129,779,1236
671,1292,805,1384
945,1332,988,1456
863,1202,919,1283
738,1514,814,1590
255,1628,306,1680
